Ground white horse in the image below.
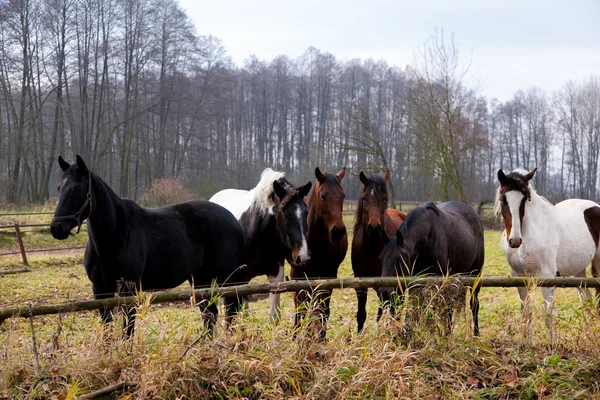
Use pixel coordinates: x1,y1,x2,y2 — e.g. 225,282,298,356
210,168,312,323
496,168,600,337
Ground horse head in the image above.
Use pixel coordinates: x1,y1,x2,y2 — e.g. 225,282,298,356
313,167,347,242
273,179,312,267
358,170,390,238
50,155,93,240
497,168,537,248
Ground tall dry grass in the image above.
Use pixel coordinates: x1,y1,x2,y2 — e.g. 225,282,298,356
2,280,600,399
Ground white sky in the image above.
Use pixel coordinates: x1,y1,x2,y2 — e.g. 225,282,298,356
179,0,600,101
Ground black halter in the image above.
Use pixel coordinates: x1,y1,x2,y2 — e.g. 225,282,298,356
51,172,93,235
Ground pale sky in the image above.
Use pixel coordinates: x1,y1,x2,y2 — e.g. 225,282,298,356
179,0,600,101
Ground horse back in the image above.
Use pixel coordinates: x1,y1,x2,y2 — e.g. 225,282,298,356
384,208,405,237
438,202,484,274
209,188,253,220
143,200,245,288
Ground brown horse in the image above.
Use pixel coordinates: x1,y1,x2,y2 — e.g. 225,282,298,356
291,167,348,341
351,170,406,333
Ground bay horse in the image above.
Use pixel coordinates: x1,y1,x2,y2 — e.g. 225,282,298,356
50,156,246,337
290,167,347,341
210,168,312,322
351,170,406,333
496,168,600,337
379,201,485,335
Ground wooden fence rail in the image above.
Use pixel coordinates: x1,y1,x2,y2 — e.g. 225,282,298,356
0,221,86,265
2,276,600,323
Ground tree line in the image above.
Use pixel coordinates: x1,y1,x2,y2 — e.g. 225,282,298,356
1,0,599,205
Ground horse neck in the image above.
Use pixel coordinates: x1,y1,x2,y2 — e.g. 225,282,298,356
86,176,127,251
307,191,325,232
522,190,554,235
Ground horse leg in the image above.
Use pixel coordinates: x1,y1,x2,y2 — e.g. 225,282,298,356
356,288,368,333
317,290,332,342
198,299,218,336
512,269,532,333
224,296,243,329
268,263,284,324
470,284,481,336
118,280,137,338
293,289,308,339
376,288,386,323
574,268,593,302
92,284,115,325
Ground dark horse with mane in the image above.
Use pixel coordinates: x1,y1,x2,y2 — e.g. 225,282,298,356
50,156,246,336
379,201,485,335
351,171,406,333
210,168,312,322
290,167,348,341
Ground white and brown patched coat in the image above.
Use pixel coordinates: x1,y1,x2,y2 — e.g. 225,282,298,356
496,168,600,333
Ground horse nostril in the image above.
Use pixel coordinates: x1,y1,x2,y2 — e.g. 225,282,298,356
508,238,522,248
296,256,302,265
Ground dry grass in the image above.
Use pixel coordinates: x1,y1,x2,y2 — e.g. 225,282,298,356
2,230,600,398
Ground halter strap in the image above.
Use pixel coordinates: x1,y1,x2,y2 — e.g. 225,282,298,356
51,172,93,235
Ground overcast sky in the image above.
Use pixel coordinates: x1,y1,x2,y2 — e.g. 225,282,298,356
179,0,600,101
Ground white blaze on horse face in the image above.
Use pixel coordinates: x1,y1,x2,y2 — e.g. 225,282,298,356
296,205,310,262
506,190,525,243
370,189,375,196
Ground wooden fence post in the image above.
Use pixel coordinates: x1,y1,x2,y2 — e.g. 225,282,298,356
14,222,28,266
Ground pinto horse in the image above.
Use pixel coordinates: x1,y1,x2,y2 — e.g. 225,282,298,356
290,167,347,340
379,201,485,335
351,171,406,333
210,169,312,322
496,168,600,336
50,156,245,337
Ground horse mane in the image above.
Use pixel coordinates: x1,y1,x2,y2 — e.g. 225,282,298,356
250,168,286,216
493,168,537,219
353,174,388,231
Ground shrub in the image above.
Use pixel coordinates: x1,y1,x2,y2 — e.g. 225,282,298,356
140,177,193,207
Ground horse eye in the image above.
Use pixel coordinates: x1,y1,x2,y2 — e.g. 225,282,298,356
362,197,366,202
320,193,326,200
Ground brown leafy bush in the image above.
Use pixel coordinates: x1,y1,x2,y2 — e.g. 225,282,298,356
140,177,193,207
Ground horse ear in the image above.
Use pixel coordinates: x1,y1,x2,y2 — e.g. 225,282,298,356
76,155,89,175
497,169,507,185
58,156,70,172
396,229,404,246
273,180,287,201
524,168,537,182
336,167,346,182
359,171,368,185
315,167,326,183
299,181,312,198
383,170,390,181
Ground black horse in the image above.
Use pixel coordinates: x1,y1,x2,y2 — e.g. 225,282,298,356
50,155,246,336
379,201,485,335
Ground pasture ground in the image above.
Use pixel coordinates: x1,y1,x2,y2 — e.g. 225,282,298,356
2,216,600,398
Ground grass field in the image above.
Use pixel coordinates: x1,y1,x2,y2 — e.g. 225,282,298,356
2,217,600,398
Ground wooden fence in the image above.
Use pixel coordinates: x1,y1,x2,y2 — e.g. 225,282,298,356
2,276,599,323
0,213,86,266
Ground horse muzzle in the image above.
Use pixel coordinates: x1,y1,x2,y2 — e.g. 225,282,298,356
367,223,382,235
508,237,522,248
331,225,347,242
50,220,74,240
